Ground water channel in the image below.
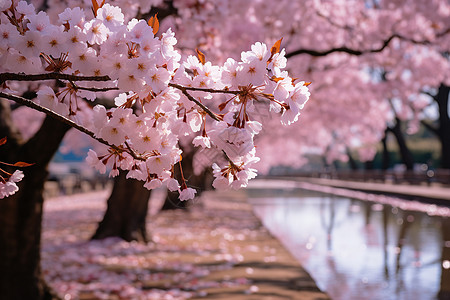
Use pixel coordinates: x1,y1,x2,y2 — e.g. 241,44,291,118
247,186,450,300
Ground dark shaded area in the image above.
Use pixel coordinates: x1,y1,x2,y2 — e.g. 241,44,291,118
92,171,151,243
0,99,70,300
161,146,212,210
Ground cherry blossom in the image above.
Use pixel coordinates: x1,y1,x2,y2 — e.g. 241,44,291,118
179,187,197,201
0,169,23,199
0,1,310,200
160,0,449,169
0,0,11,12
0,137,31,199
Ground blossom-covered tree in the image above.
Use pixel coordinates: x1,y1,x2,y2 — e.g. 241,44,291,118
4,0,445,248
0,0,311,298
0,1,311,199
159,0,449,168
101,0,450,246
39,0,449,170
1,0,449,298
35,0,450,222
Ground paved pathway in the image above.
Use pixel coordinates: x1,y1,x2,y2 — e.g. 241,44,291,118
42,189,330,300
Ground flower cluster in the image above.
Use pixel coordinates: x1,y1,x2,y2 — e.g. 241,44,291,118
0,137,29,199
0,1,310,200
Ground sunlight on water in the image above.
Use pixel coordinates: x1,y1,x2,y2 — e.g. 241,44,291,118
249,189,448,300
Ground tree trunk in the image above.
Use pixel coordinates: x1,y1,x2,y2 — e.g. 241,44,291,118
381,130,390,170
346,148,358,170
161,189,189,210
161,147,195,210
436,84,450,169
0,99,70,300
160,148,211,210
92,171,151,243
388,117,414,170
0,164,53,300
364,160,374,170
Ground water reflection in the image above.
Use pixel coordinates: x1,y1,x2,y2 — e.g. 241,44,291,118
248,189,449,300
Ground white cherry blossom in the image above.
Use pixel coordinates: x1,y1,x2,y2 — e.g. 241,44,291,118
0,1,310,199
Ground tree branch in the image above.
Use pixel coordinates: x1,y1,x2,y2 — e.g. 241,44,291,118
0,91,118,151
169,83,240,95
286,29,449,58
73,85,120,92
420,89,437,101
169,83,222,122
1,71,253,126
142,0,178,22
0,72,112,84
286,35,400,58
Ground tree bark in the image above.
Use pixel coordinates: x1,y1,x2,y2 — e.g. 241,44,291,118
92,171,151,242
381,129,390,170
346,148,358,170
0,99,70,300
160,148,211,210
161,147,195,210
161,188,189,210
364,160,374,170
388,117,414,170
436,84,450,169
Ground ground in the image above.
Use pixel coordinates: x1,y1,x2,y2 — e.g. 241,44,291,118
42,188,329,300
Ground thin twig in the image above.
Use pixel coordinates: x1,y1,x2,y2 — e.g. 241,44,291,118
124,141,141,161
0,72,112,84
222,150,240,169
169,83,240,95
170,84,222,122
74,85,120,92
2,72,232,122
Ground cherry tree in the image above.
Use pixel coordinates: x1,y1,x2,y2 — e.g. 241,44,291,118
1,0,448,298
21,0,448,243
0,0,311,298
37,0,449,171
104,0,449,240
161,0,449,169
0,1,311,198
38,0,448,193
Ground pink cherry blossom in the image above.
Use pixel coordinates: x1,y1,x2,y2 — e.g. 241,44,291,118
179,187,197,201
84,19,109,45
0,170,23,199
0,1,311,199
96,4,124,29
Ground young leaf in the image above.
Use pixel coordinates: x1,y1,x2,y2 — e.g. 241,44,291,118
196,48,206,65
13,162,34,167
148,13,159,35
218,102,227,111
268,38,283,64
271,38,283,56
91,0,105,17
0,137,6,146
270,76,284,83
91,0,99,16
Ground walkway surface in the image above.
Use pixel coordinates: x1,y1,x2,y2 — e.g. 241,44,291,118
42,189,330,300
